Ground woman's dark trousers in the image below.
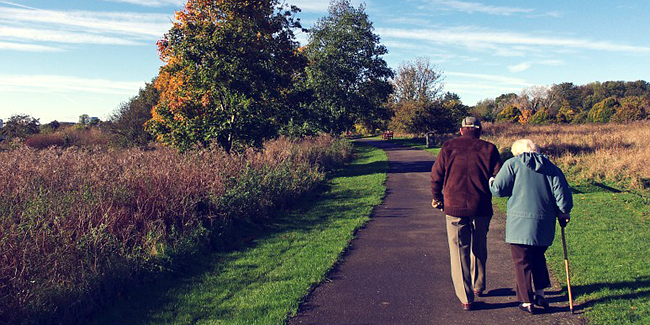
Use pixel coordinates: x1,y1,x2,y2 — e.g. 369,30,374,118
510,244,551,303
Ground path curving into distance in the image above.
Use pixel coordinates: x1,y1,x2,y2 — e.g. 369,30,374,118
289,139,583,325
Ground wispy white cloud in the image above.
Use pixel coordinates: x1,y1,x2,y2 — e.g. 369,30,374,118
0,41,63,52
0,7,170,37
0,1,36,9
0,27,143,45
0,5,172,51
508,59,564,72
0,75,144,95
508,62,531,72
444,71,534,103
430,0,534,16
376,26,650,55
419,0,560,18
446,81,523,97
447,71,533,87
99,0,183,7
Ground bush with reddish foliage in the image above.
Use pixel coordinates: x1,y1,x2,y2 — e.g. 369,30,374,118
24,133,66,149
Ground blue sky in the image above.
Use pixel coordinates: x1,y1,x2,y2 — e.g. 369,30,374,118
1,0,649,123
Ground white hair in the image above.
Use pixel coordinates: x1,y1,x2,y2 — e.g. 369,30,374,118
511,139,538,156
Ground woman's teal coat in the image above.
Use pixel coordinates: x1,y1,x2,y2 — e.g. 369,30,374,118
490,152,573,246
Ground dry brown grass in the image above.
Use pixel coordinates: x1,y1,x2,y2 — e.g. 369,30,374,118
483,120,650,192
0,135,352,324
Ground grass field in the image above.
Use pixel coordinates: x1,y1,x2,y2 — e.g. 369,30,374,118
493,190,649,324
90,143,388,324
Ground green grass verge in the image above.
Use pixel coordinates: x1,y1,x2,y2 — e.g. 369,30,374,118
387,137,441,155
493,190,649,324
90,143,388,325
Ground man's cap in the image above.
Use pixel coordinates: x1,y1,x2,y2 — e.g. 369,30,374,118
461,116,481,129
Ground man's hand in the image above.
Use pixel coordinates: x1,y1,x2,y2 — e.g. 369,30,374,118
489,176,495,186
431,198,444,211
558,213,570,228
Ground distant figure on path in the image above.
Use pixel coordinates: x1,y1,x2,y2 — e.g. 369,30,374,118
430,116,503,311
489,139,573,314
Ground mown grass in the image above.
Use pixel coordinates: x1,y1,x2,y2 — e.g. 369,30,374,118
387,136,441,155
549,192,648,324
90,143,388,324
493,190,649,324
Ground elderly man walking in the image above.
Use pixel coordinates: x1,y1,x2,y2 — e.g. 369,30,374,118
430,117,502,311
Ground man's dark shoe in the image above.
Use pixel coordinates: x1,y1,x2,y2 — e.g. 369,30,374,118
535,295,550,309
474,290,485,297
518,303,536,314
462,302,474,311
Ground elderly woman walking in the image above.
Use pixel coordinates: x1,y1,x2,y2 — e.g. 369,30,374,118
489,139,573,314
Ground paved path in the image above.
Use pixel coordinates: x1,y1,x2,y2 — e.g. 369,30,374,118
289,139,582,325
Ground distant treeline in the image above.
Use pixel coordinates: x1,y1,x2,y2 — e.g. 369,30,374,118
471,80,649,124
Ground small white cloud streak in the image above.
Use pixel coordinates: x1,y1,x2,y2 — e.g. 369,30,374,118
0,27,142,45
0,41,62,52
0,0,36,9
432,0,533,15
0,75,144,96
0,7,171,38
99,0,183,7
508,59,565,72
508,62,531,72
444,72,535,103
0,5,173,51
446,71,533,87
376,27,650,54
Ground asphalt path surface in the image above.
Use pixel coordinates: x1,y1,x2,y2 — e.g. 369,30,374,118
289,139,583,325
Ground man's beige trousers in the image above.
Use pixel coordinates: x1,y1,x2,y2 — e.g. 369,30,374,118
445,215,491,304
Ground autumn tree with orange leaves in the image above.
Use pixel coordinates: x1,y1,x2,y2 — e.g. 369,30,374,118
146,0,306,152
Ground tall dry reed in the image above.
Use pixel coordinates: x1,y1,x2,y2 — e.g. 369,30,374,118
483,121,650,192
0,135,352,324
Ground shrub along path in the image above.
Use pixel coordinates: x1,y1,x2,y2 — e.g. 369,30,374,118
289,139,583,325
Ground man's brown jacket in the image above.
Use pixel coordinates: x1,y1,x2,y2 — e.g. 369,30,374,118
430,134,502,217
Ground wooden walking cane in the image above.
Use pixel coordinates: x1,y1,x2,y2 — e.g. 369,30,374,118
561,226,574,314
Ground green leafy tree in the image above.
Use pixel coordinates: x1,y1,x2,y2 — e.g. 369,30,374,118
392,57,443,103
78,114,90,125
0,114,40,140
588,96,619,123
496,104,520,123
439,92,469,132
471,98,497,122
556,100,577,123
40,120,60,134
389,58,465,135
108,80,159,147
611,96,648,122
146,0,306,152
389,93,467,135
530,108,550,124
623,80,649,97
305,0,393,134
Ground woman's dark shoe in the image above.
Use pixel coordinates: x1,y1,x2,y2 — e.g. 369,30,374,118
535,295,550,309
462,302,474,311
518,303,536,314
